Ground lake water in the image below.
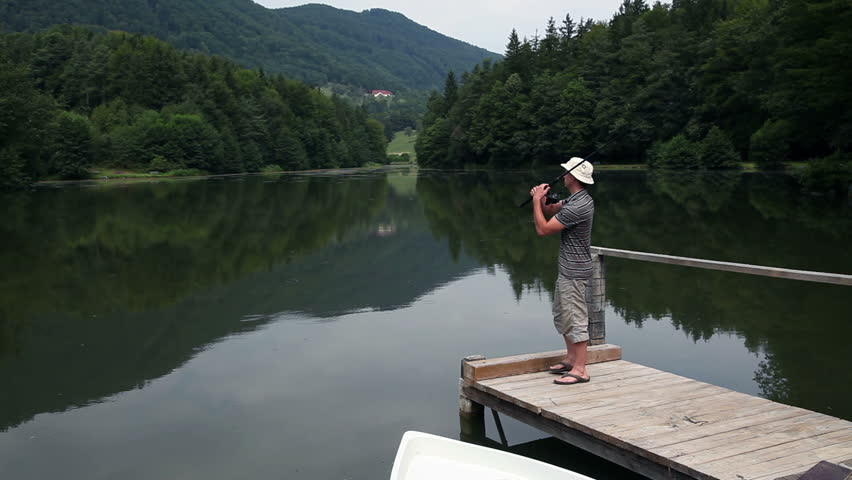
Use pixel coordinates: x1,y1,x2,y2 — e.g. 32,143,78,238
1,169,850,479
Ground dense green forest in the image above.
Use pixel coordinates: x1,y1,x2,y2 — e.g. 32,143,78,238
0,26,388,188
0,0,498,91
416,0,851,184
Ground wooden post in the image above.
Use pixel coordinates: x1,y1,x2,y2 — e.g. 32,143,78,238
459,355,485,437
588,253,606,346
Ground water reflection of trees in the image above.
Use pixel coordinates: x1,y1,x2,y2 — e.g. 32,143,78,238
0,175,389,359
647,170,742,214
417,170,852,420
0,171,485,432
416,171,560,299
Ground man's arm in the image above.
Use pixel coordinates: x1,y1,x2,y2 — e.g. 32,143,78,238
531,184,567,236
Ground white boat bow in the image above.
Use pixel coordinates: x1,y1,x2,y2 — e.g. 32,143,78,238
390,431,596,480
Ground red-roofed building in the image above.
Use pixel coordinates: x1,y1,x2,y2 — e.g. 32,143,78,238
371,89,394,97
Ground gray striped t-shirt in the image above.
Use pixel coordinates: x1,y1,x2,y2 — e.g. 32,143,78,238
554,189,595,279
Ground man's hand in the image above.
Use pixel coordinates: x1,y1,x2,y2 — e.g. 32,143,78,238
531,183,567,236
530,184,550,203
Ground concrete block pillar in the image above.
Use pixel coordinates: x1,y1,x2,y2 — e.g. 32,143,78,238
588,254,606,345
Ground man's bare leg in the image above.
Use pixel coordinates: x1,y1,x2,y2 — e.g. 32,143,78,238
548,335,576,371
563,334,576,365
555,340,590,384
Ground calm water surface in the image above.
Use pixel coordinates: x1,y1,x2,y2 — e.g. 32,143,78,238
1,170,850,479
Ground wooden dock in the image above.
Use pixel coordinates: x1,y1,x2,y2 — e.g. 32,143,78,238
459,345,852,480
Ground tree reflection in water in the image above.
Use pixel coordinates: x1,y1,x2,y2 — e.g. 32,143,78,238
0,169,849,432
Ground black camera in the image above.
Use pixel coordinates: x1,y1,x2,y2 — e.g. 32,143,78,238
544,193,562,205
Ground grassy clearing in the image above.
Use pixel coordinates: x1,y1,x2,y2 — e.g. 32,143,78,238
741,162,805,172
388,130,417,160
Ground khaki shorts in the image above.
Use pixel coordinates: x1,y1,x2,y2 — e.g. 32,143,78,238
552,277,589,343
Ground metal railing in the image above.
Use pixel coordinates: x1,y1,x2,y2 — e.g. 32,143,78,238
591,247,852,286
585,246,852,345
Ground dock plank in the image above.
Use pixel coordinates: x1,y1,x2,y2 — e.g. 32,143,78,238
463,354,852,480
593,398,782,441
481,361,649,392
631,409,816,450
517,370,674,404
545,377,725,414
730,440,852,480
698,429,852,476
650,413,847,461
545,384,730,422
463,344,622,381
580,390,769,430
675,421,852,466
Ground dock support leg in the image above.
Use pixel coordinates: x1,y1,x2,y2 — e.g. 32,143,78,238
459,397,485,440
491,409,509,447
459,355,485,439
458,378,485,415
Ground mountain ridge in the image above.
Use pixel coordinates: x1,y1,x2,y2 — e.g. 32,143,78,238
0,0,500,90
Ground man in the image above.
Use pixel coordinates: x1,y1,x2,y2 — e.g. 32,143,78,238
529,157,595,385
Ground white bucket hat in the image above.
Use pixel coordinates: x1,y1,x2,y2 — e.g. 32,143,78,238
560,157,594,184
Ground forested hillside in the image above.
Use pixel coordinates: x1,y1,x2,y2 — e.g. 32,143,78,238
0,0,498,90
416,0,851,181
0,27,387,188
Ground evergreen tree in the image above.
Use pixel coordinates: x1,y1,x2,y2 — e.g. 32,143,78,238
443,71,459,114
540,17,560,68
650,135,700,170
504,29,523,74
275,127,309,170
0,53,55,185
558,13,577,58
750,119,791,169
700,126,741,169
50,112,93,179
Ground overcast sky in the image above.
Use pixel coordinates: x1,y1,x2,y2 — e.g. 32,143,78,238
253,1,649,53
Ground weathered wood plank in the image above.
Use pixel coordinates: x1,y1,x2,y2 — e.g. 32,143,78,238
580,390,768,430
479,360,647,391
684,422,852,467
591,246,852,286
632,409,817,450
629,402,802,447
595,397,781,442
460,384,703,480
532,386,736,470
496,363,660,396
653,414,850,464
545,384,730,423
698,428,852,476
463,344,622,381
518,370,674,406
466,354,852,480
544,375,714,413
539,376,696,414
776,461,852,480
545,385,731,429
732,441,852,480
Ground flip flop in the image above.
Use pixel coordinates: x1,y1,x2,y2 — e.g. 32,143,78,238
547,361,573,374
554,373,590,385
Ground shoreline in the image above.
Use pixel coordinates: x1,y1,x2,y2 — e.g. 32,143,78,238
35,164,417,187
34,162,806,188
